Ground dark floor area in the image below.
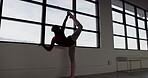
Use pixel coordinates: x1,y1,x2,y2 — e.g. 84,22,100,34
75,68,148,78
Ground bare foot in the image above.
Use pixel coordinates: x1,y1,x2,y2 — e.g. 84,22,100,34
70,76,75,78
67,12,74,19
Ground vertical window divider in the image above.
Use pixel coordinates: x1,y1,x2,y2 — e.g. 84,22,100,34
73,0,77,45
0,0,3,29
72,0,77,46
134,6,140,50
73,0,76,29
41,0,47,44
96,0,100,48
122,1,128,49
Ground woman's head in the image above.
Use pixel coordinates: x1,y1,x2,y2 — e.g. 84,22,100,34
51,26,60,32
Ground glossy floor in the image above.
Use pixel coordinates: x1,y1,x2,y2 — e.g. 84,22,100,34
75,69,148,78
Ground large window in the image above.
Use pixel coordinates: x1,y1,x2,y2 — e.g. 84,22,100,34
112,0,148,50
0,0,99,48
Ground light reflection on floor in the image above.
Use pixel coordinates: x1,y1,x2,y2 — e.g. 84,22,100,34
75,68,148,78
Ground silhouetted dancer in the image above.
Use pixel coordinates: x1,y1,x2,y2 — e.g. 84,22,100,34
41,11,83,78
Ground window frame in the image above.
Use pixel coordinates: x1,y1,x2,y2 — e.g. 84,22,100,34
0,0,100,48
112,0,148,50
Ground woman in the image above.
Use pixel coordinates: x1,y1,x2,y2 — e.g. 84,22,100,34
41,12,83,78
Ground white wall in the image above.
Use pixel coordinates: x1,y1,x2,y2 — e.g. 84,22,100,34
0,0,148,78
125,0,148,10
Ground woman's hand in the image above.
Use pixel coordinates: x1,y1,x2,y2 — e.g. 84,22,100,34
67,11,74,18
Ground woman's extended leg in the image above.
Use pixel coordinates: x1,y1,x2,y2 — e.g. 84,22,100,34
68,12,83,41
68,44,76,78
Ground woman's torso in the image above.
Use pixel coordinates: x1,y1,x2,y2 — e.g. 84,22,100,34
53,30,75,47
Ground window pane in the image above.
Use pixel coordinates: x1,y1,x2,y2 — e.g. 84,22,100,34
125,3,135,15
127,38,137,50
140,40,148,50
77,0,96,15
139,29,147,39
112,11,123,23
126,14,136,26
114,36,126,49
65,29,74,38
45,26,73,44
45,26,54,44
127,26,137,38
113,23,125,35
111,0,123,11
2,0,42,22
47,0,72,9
77,31,97,47
138,19,145,29
0,20,41,43
137,8,145,19
46,8,73,27
77,14,96,31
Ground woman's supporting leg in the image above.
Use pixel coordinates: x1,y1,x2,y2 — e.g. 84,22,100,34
68,44,76,78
